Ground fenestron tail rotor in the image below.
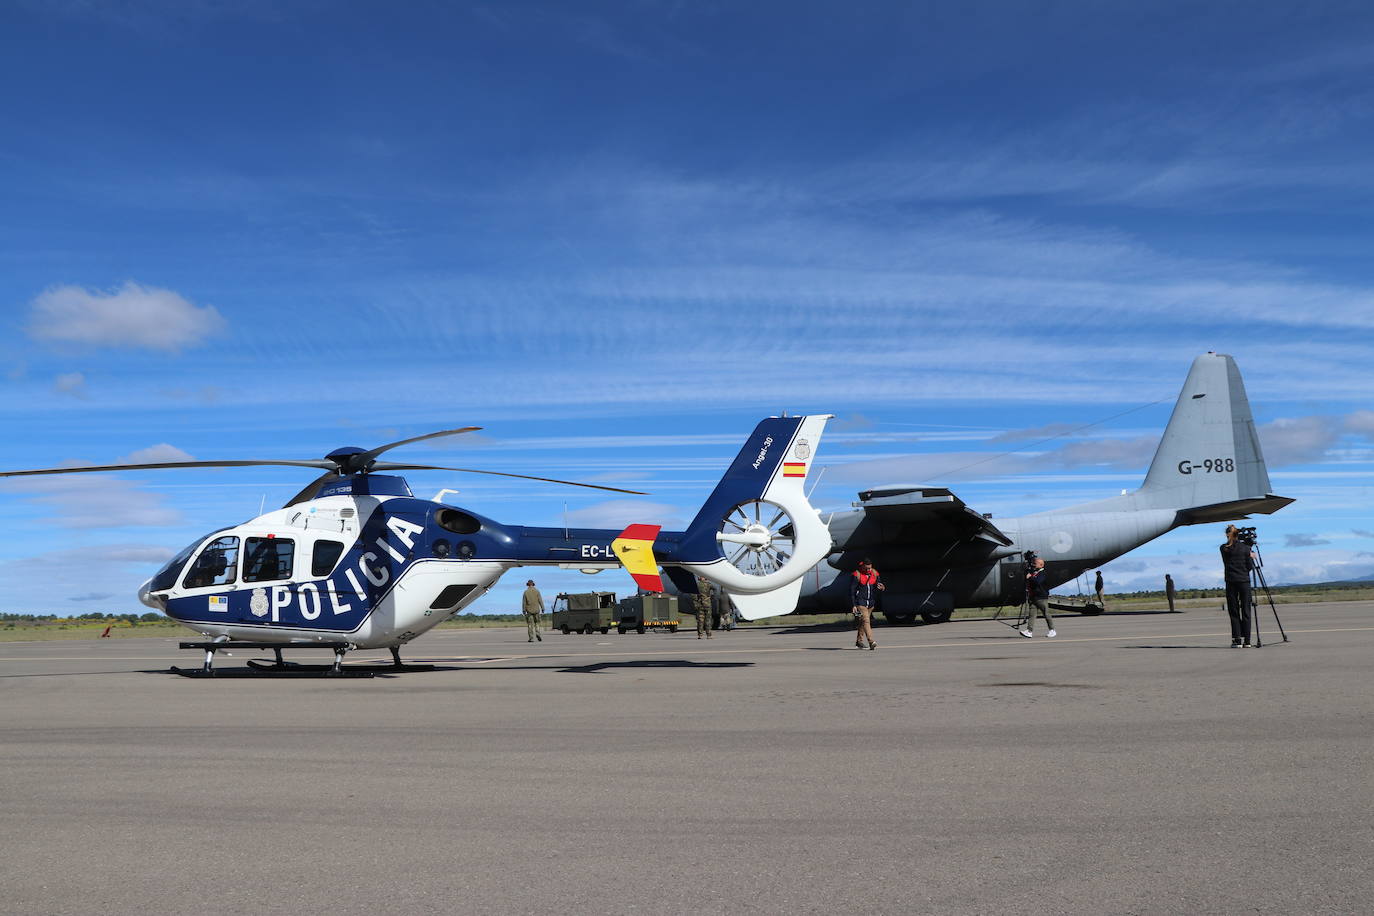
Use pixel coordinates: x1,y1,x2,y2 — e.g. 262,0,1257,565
716,499,795,577
0,425,649,503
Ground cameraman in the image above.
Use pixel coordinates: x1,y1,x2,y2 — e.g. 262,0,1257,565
1220,525,1257,648
1020,555,1056,638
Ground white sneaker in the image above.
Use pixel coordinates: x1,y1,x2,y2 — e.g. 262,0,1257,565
1019,629,1033,638
1047,629,1057,638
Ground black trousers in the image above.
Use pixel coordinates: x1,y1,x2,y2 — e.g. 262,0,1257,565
1225,579,1252,643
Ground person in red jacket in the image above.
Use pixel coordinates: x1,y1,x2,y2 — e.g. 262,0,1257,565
850,558,884,651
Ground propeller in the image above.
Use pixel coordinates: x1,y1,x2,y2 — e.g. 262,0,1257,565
0,426,649,505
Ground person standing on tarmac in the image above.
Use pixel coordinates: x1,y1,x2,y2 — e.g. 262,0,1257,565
1220,525,1257,647
521,579,544,643
694,576,715,639
1094,570,1106,608
1165,573,1178,613
851,558,883,650
1021,556,1056,639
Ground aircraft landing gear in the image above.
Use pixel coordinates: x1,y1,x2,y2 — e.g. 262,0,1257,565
174,641,368,677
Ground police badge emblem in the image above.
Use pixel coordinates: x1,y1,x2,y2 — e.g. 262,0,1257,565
793,438,811,461
250,588,270,617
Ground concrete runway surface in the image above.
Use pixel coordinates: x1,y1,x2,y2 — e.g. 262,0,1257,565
2,601,1372,915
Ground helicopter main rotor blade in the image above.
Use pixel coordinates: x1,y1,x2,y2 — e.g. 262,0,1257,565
0,459,335,478
356,427,482,467
372,462,648,495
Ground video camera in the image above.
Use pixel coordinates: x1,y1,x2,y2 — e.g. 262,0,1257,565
1234,526,1258,545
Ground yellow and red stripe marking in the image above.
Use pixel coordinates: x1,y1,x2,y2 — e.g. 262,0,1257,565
782,461,807,477
612,524,663,592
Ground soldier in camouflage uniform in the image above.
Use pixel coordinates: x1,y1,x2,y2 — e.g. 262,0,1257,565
694,576,714,639
521,579,544,642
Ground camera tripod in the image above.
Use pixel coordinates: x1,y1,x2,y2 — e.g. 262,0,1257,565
992,601,1033,631
1246,540,1289,647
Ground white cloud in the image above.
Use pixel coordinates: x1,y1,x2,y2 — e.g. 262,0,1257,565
1346,411,1374,438
53,372,88,399
1258,416,1343,466
0,474,182,529
0,543,179,613
989,422,1081,444
1284,533,1332,547
27,281,226,352
118,444,196,465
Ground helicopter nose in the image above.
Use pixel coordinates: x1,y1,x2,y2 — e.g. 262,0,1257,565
138,579,165,612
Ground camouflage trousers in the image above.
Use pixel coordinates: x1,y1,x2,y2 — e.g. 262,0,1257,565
695,604,713,637
524,613,542,641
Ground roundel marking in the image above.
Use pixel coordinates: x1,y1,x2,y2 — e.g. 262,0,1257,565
1049,531,1073,554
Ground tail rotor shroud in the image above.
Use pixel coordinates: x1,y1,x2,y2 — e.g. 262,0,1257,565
716,499,795,577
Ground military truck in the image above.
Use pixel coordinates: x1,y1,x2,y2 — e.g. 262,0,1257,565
616,593,680,634
551,591,618,635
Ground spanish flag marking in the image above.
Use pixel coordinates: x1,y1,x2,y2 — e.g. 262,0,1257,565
782,461,807,478
612,524,664,593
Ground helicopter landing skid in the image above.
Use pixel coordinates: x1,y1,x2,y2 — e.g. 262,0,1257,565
174,641,369,678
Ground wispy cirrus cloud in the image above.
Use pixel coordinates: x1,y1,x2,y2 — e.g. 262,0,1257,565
0,449,195,529
563,499,686,530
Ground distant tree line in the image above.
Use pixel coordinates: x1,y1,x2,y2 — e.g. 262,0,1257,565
2,612,169,623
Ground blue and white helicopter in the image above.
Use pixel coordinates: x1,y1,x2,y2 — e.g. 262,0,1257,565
1,415,832,674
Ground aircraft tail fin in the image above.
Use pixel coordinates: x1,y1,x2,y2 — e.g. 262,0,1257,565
662,415,833,618
1137,353,1293,519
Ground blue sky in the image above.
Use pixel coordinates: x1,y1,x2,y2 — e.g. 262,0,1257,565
2,0,1372,614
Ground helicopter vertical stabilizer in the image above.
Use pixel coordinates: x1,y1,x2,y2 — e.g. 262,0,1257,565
663,414,833,615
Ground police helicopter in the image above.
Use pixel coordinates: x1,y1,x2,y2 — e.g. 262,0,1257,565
1,416,832,675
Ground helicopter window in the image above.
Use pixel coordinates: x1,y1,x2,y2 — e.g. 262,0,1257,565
435,508,481,535
243,537,295,583
312,540,346,577
149,539,202,592
182,536,240,589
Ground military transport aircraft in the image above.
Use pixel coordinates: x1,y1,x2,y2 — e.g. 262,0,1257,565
0,415,832,673
795,353,1292,624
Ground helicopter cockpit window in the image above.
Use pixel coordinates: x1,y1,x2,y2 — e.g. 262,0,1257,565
311,540,346,577
182,536,240,589
244,537,295,583
435,508,481,535
149,539,201,592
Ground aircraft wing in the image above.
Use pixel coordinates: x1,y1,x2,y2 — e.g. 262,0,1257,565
852,486,1014,547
